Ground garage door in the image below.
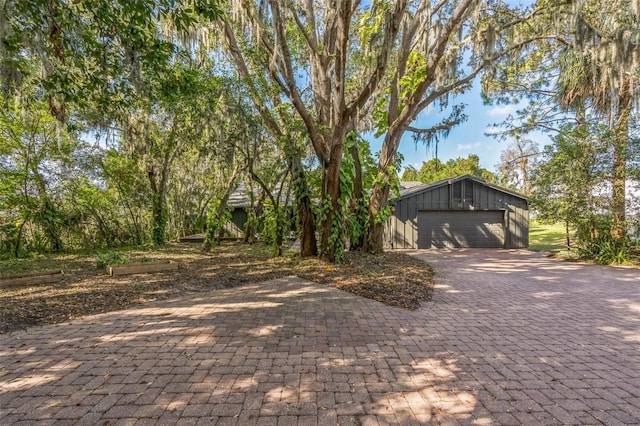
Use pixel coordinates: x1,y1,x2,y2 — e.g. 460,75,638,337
417,210,505,248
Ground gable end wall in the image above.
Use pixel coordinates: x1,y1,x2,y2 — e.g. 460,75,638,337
385,180,529,249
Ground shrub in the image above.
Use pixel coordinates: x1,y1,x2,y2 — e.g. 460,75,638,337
96,252,126,269
575,217,631,264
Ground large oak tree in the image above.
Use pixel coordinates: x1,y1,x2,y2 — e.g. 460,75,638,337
222,1,540,258
222,0,408,260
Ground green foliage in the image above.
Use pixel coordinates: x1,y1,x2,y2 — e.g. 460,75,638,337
332,137,358,261
0,222,22,258
530,123,635,264
1,0,222,118
259,199,289,255
95,251,126,269
0,0,280,261
399,52,428,99
100,150,149,245
372,154,403,225
152,197,169,246
0,94,78,254
401,154,498,184
575,216,632,264
314,132,381,261
357,1,393,46
372,95,391,138
401,165,419,182
243,208,259,242
531,124,609,227
203,199,232,249
35,199,65,253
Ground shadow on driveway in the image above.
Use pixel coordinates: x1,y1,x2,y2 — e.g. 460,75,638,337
1,249,639,425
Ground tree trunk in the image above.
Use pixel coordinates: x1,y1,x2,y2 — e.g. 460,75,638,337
14,219,26,258
113,179,143,245
610,77,631,245
319,142,345,262
203,167,241,251
289,151,317,256
31,169,64,252
148,167,168,246
244,178,257,244
363,132,400,253
151,192,167,246
298,193,317,256
274,210,285,256
348,140,366,251
215,170,240,242
365,185,391,253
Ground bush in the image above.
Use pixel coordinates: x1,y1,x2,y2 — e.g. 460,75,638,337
96,252,126,269
575,217,631,264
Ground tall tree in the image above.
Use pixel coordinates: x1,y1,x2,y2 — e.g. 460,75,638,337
362,0,540,252
122,66,222,245
497,137,539,193
1,0,223,248
222,0,409,260
222,27,318,255
560,0,639,244
223,0,537,259
486,0,640,245
0,98,74,253
531,123,610,253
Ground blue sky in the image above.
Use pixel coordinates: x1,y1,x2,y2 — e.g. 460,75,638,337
366,84,550,175
365,0,546,175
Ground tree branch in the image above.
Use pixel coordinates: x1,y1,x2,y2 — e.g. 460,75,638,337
346,0,409,119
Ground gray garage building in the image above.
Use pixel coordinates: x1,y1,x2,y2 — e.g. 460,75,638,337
385,175,529,249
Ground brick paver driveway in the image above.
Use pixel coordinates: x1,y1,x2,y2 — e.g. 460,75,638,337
1,249,639,425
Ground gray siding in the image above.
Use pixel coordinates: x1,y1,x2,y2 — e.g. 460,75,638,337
386,177,529,249
223,209,247,239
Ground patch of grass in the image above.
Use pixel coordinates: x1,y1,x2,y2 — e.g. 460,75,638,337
529,222,569,252
529,223,640,266
0,253,90,277
0,242,434,333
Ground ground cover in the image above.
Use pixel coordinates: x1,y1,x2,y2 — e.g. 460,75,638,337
0,242,433,333
529,222,568,252
529,222,640,265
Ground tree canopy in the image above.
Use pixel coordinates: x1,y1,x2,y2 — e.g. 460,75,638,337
402,154,498,184
1,0,638,264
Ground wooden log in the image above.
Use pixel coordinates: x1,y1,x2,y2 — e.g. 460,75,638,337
179,234,205,243
0,270,64,289
106,260,178,276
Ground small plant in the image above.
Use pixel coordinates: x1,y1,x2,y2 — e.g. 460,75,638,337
96,252,126,269
260,198,289,255
595,239,630,265
575,217,632,265
203,199,232,250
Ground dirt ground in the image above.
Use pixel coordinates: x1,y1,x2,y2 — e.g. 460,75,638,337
0,242,433,333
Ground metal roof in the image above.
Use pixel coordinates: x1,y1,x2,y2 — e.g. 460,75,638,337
227,181,291,208
396,174,528,202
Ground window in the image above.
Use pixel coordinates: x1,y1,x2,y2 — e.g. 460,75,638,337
453,181,462,205
464,181,474,204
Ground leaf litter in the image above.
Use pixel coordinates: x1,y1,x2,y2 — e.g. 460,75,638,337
0,242,433,333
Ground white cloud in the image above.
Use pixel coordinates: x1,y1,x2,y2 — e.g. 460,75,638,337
484,126,503,136
456,142,482,151
486,104,517,117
